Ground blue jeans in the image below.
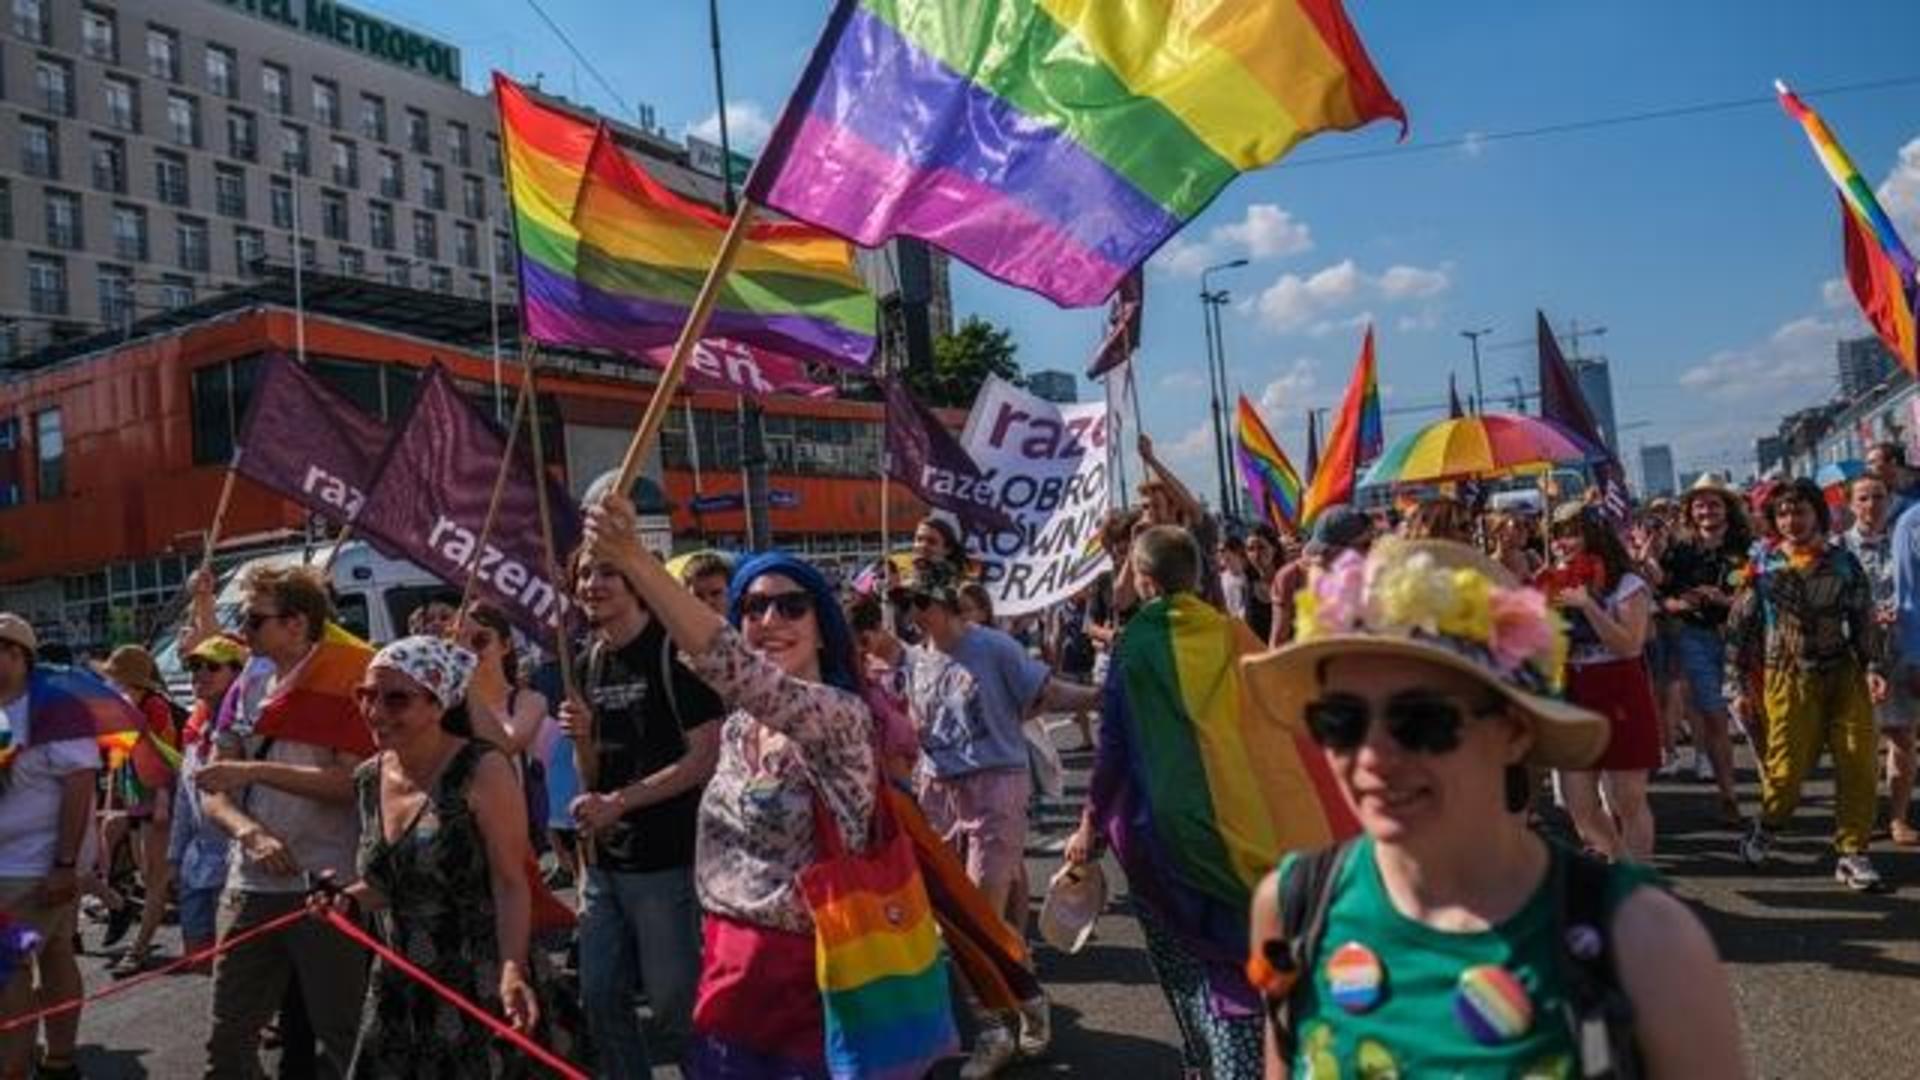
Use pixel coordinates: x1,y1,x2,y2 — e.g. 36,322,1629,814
1671,623,1730,716
579,864,702,1078
177,884,221,946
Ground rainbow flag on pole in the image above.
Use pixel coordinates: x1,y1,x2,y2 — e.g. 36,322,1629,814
1234,395,1304,533
749,0,1404,307
1300,326,1382,525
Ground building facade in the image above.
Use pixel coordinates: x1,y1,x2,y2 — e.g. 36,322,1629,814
1571,356,1618,453
1836,335,1898,400
1025,369,1076,404
1638,442,1675,498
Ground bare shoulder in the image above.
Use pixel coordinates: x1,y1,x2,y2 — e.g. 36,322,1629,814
1609,883,1719,965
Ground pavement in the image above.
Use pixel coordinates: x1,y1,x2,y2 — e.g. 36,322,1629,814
49,721,1920,1079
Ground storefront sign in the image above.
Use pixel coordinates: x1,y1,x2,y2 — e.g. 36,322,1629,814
215,0,462,83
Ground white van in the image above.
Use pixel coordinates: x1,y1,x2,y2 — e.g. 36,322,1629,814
153,541,448,698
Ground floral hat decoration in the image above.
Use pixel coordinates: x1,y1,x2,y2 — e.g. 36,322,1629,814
1243,537,1608,769
368,635,477,710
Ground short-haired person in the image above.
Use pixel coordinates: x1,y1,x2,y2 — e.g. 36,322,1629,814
1841,476,1916,846
1867,440,1920,521
913,514,969,576
679,552,734,617
1131,434,1224,612
1245,540,1743,1078
169,634,248,970
407,597,460,640
1729,478,1886,890
0,615,100,1080
1270,507,1373,648
1656,476,1751,818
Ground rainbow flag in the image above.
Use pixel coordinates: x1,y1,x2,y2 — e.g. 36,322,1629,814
749,0,1405,307
245,624,375,758
1300,326,1382,524
1234,395,1304,532
1777,81,1916,282
23,668,143,746
1091,594,1357,1007
494,74,876,371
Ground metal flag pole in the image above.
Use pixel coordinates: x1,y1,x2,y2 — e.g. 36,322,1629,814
290,172,306,364
487,211,505,422
457,343,537,618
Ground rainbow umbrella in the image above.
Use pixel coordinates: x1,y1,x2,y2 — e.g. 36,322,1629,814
1361,413,1599,487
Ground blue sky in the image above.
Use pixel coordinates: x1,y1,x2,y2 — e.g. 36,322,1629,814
378,0,1920,500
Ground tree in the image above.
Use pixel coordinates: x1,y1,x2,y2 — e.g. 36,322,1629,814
907,316,1022,407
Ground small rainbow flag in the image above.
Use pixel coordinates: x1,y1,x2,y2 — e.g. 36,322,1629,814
749,0,1404,307
1300,326,1382,525
1234,395,1304,532
1092,594,1357,1006
246,624,375,758
1777,81,1916,282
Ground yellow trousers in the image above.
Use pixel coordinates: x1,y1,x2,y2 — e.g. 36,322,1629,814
1759,661,1877,854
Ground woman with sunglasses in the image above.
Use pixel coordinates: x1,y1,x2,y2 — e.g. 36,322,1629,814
580,493,892,1075
1244,539,1742,1079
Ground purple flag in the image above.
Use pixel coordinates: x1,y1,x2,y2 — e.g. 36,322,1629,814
353,365,582,644
234,353,392,524
1085,270,1144,380
883,379,1015,531
1537,310,1631,523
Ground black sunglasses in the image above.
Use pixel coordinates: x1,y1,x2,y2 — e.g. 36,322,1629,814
353,686,429,711
740,590,816,622
186,659,229,674
242,610,286,630
1303,692,1503,755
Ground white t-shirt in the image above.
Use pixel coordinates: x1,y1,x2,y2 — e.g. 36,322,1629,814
1569,573,1651,667
219,659,362,893
0,690,103,878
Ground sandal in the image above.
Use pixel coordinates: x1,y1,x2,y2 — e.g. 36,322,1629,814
1892,820,1920,847
108,944,153,977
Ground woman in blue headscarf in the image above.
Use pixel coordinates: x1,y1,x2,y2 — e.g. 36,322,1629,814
580,495,880,1077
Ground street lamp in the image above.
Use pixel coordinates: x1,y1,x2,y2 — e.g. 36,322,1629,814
1202,259,1249,519
1460,326,1493,414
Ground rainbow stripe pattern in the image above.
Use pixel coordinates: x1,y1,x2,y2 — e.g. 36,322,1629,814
1454,965,1534,1045
1235,395,1304,532
496,75,877,370
1777,81,1916,282
248,624,375,758
750,0,1405,307
1301,326,1382,524
23,668,143,746
1093,594,1358,1004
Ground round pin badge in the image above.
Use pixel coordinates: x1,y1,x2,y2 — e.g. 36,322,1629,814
1453,965,1534,1044
1325,941,1386,1014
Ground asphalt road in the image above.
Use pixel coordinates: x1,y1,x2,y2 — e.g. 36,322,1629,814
55,722,1920,1079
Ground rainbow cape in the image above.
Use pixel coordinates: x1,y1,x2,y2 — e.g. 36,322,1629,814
236,624,375,758
1234,395,1304,532
749,0,1404,307
23,668,143,746
1300,326,1382,525
1090,594,1357,1009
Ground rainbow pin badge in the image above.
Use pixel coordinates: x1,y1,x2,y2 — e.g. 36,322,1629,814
1325,941,1386,1014
1454,965,1534,1044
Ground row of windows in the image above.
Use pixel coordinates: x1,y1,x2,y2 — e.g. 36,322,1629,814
13,0,502,174
659,408,886,478
0,409,62,508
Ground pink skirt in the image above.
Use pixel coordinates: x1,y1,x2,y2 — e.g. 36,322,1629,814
1567,657,1661,771
685,913,827,1079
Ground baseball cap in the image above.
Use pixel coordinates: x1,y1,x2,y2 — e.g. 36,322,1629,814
1305,505,1372,557
187,633,250,668
0,613,37,656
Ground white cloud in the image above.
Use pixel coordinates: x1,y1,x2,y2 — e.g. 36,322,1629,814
1378,265,1450,300
1676,314,1858,402
1254,260,1450,334
689,101,773,152
1821,276,1852,310
1153,203,1312,276
1162,422,1216,463
1877,135,1920,240
1160,369,1207,391
1258,358,1319,415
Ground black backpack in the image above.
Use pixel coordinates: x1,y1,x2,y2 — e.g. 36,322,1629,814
1263,839,1642,1080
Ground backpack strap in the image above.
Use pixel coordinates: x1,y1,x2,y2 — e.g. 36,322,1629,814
1259,839,1354,1066
1552,846,1643,1080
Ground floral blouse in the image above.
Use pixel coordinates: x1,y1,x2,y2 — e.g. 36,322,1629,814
689,625,875,935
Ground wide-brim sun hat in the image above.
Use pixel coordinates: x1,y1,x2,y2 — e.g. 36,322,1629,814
1241,537,1608,769
100,645,167,696
1038,861,1108,955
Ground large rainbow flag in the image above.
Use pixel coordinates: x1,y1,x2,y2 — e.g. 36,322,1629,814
1300,326,1382,524
1776,81,1918,373
230,624,375,758
1234,395,1304,533
19,668,144,746
1090,594,1357,1008
748,0,1404,307
495,74,876,370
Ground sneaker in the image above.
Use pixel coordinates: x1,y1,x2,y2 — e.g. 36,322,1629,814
1016,994,1052,1058
958,1026,1018,1080
1739,824,1773,868
1693,754,1716,784
1653,756,1689,780
1835,854,1884,892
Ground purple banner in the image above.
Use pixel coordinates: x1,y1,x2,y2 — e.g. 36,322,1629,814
883,379,1015,531
639,337,835,398
354,365,582,644
234,353,392,524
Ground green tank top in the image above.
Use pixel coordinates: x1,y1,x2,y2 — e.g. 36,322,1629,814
1281,836,1661,1080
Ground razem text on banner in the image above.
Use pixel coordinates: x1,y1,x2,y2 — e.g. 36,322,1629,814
957,377,1111,618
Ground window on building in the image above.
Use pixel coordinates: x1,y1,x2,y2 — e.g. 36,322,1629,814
269,175,294,229
21,118,58,179
494,230,512,271
105,75,140,133
214,163,246,218
298,237,316,268
428,265,451,294
189,355,266,464
454,221,477,268
384,257,411,287
166,92,200,146
0,179,11,240
159,274,193,309
81,6,116,61
97,263,133,327
331,138,357,188
43,189,81,249
360,93,387,141
420,163,445,210
206,44,236,97
280,123,308,174
320,188,347,240
377,150,402,198
176,215,209,271
34,409,63,499
405,108,430,153
469,274,490,299
111,203,146,260
485,133,502,176
338,246,364,277
234,226,264,273
261,62,290,114
312,78,339,128
461,174,484,220
12,0,47,44
90,134,126,194
146,25,179,81
369,200,393,250
411,211,436,260
154,149,188,206
27,254,66,316
34,56,73,117
227,108,257,161
0,417,19,507
448,121,470,167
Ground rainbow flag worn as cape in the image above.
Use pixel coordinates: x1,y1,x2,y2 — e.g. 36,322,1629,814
1090,594,1357,1008
1300,326,1382,525
1234,395,1304,532
497,75,877,370
237,624,376,758
23,668,144,746
749,0,1405,307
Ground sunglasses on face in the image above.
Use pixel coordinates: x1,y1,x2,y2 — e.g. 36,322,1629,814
353,686,429,712
242,610,286,630
740,590,816,622
1303,692,1503,755
186,659,228,674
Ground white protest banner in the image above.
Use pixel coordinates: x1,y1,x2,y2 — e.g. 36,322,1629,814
958,376,1112,617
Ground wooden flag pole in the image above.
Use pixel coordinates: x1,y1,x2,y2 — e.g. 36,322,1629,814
458,342,537,618
608,199,759,497
200,463,240,574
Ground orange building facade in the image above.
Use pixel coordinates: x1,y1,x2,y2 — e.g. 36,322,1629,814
0,303,931,646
